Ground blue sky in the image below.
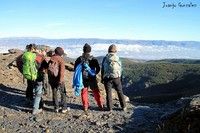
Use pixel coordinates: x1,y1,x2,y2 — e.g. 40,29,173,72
0,0,199,41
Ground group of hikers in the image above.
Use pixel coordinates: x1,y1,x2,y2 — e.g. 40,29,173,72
21,43,127,115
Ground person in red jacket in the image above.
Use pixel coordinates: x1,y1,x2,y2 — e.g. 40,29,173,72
74,43,104,114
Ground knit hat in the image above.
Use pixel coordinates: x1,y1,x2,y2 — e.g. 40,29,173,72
26,43,36,50
83,43,91,53
46,50,54,57
55,47,64,56
108,44,117,53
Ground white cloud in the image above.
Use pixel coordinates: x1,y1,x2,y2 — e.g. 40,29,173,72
0,42,199,60
64,43,200,60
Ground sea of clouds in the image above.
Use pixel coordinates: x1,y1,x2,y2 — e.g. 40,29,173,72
0,43,199,60
63,43,200,60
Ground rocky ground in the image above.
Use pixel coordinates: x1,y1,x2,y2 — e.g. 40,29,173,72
0,50,199,133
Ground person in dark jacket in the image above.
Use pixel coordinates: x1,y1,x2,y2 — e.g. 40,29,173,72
74,43,104,114
101,44,126,111
32,57,45,115
32,46,48,115
48,47,68,113
42,50,54,96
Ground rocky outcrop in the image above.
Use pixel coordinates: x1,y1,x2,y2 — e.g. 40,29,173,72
158,94,200,133
8,49,23,54
65,62,74,71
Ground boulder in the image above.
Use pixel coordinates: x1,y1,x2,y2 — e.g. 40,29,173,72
158,94,200,132
8,49,23,54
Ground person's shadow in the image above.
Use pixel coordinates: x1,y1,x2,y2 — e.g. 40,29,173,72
43,98,83,112
0,83,85,113
0,83,30,112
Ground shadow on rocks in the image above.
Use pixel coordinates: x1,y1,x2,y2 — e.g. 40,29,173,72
67,103,83,110
43,100,83,112
115,102,161,133
0,83,29,112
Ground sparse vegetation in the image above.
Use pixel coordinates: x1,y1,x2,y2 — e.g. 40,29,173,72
121,59,200,102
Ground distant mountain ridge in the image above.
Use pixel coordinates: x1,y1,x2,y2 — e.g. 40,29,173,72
148,59,200,64
0,37,200,46
1,37,200,60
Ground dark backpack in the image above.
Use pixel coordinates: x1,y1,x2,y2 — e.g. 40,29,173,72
80,56,93,80
48,59,59,77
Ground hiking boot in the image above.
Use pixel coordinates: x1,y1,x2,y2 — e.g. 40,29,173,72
32,109,42,115
61,109,68,114
99,105,105,111
122,107,127,112
83,108,89,115
55,108,60,113
54,106,62,113
61,107,70,114
108,109,113,112
105,107,112,112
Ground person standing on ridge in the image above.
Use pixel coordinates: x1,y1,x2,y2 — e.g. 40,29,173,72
22,44,37,105
47,47,68,113
101,44,127,112
22,44,45,114
74,43,104,114
32,47,47,115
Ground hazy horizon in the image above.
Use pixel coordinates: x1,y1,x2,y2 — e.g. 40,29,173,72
0,38,200,60
1,36,200,42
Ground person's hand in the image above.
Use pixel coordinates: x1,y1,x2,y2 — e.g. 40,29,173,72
83,63,90,71
43,92,48,97
58,82,64,87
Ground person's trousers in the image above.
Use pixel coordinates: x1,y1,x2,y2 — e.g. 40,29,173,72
104,77,126,110
26,80,34,100
33,81,43,110
51,83,67,110
81,87,104,110
43,73,50,95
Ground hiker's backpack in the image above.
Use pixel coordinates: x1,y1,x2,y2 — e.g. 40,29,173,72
102,53,122,79
22,51,38,80
73,63,84,96
80,56,93,79
48,59,59,77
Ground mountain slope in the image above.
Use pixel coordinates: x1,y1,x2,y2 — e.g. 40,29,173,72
122,60,200,102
